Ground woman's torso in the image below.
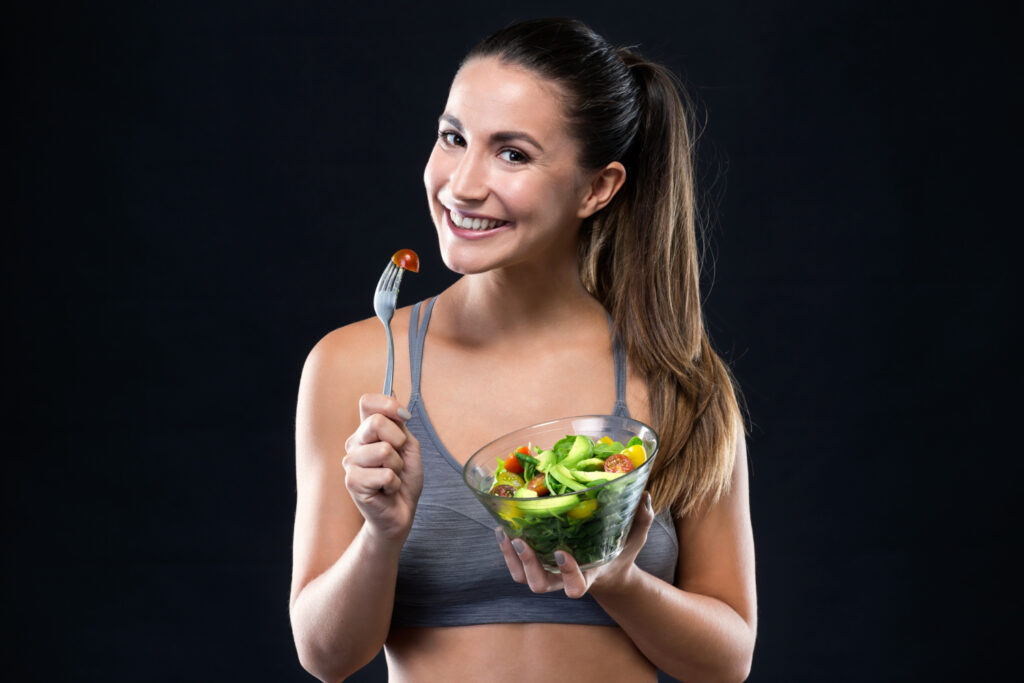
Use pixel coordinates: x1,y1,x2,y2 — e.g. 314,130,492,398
384,296,678,681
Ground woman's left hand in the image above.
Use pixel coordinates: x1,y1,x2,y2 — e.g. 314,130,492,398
495,491,655,598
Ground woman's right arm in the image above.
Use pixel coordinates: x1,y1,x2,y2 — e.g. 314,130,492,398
288,326,422,682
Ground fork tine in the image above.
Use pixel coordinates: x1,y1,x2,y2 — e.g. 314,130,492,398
382,261,403,291
376,261,394,291
379,260,401,291
390,266,405,292
383,262,396,289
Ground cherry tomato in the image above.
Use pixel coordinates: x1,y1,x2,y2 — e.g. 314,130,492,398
496,471,525,488
490,484,517,497
391,248,420,272
526,474,549,496
603,453,635,474
503,453,524,474
621,444,646,468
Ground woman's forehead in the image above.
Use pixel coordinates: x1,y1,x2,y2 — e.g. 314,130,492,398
444,58,571,139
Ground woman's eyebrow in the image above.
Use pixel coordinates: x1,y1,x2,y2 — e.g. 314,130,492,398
491,131,544,152
439,113,544,152
439,113,464,131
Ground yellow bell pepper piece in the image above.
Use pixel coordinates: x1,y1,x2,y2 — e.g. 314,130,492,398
621,444,646,467
497,502,523,530
567,499,599,519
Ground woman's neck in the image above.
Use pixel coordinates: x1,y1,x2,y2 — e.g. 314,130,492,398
435,260,606,348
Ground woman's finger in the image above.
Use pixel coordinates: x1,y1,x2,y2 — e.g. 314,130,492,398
554,551,589,599
345,412,408,453
495,529,528,584
342,441,404,474
345,465,401,496
621,492,655,556
358,393,412,423
509,537,563,594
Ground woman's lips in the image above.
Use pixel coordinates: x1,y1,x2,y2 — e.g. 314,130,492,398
445,208,512,239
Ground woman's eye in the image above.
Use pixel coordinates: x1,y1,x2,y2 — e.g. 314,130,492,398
498,149,529,164
438,130,465,147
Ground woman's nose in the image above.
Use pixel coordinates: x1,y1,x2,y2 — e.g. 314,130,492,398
449,150,489,202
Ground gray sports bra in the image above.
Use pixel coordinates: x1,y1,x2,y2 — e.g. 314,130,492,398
392,298,679,628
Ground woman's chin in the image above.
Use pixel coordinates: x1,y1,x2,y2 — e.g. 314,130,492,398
439,252,493,276
437,240,502,275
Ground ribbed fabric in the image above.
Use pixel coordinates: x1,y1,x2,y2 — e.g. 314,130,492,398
392,298,678,628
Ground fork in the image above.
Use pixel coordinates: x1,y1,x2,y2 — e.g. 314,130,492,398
373,259,405,396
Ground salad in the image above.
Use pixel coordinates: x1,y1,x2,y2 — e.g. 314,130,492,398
485,433,649,567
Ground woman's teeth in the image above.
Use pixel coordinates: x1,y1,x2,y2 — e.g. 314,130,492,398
450,209,507,231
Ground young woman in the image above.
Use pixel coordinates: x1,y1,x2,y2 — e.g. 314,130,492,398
290,18,756,683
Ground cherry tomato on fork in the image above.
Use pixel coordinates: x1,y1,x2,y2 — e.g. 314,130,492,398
391,249,420,272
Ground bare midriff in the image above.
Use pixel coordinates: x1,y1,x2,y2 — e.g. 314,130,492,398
385,622,657,682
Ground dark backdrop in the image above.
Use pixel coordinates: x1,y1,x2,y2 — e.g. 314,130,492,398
6,1,1019,681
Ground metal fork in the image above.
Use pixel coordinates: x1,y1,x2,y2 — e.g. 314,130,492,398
373,260,405,396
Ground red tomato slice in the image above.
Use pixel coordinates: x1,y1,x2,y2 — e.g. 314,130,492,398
503,453,524,474
526,474,549,496
391,248,420,272
490,484,516,497
603,453,635,474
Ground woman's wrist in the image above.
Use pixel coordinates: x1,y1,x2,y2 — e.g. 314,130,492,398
589,560,643,601
357,521,408,561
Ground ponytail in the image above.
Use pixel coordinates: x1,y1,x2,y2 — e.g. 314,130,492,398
581,51,743,518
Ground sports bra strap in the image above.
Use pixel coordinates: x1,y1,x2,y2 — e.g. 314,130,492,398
407,297,437,399
611,322,630,418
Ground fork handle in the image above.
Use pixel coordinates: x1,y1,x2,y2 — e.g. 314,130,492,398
382,322,395,396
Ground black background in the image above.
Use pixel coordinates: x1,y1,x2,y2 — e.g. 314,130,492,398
6,1,1020,681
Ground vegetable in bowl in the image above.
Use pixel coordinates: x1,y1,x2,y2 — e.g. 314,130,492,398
463,415,658,572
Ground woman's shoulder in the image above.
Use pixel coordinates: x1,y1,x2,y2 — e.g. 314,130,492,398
300,304,418,403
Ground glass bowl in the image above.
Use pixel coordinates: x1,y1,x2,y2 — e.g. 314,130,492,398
463,414,658,572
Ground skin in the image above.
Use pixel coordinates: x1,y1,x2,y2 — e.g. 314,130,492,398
290,57,756,683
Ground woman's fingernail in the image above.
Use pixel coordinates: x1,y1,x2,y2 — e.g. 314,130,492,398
555,551,567,566
397,407,412,420
512,539,526,554
645,492,653,510
495,528,506,543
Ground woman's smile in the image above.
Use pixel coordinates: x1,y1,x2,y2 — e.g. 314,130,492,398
447,207,510,232
444,207,514,241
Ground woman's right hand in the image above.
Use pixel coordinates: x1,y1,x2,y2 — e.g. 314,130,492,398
342,394,423,544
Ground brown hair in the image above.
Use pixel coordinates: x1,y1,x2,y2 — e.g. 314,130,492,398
467,19,744,517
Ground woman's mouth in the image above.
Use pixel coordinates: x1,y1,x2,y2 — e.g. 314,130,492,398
447,208,510,232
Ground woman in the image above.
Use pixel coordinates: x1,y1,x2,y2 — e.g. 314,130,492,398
290,18,756,683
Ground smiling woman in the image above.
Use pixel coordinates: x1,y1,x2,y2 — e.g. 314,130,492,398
424,57,624,274
290,17,756,683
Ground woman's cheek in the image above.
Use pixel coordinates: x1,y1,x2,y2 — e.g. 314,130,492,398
421,149,442,200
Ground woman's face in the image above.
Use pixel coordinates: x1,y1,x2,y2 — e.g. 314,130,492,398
423,57,592,275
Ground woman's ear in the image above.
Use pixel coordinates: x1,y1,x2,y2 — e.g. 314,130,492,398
576,161,626,219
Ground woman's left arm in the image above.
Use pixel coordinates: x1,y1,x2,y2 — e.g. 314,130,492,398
497,431,756,683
